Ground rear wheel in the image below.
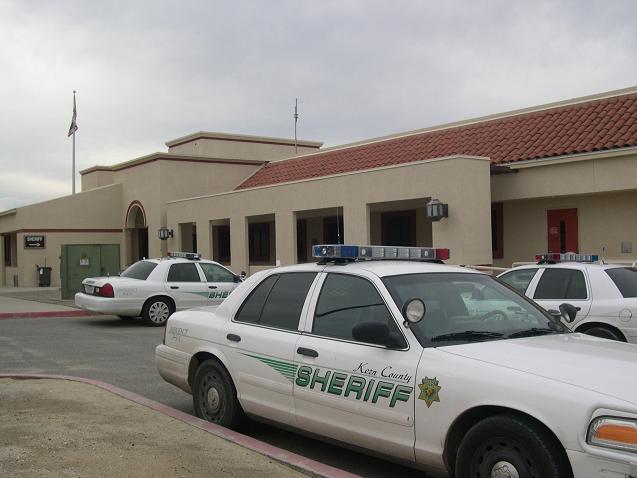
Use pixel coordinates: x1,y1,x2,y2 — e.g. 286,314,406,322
193,360,244,429
455,414,571,478
581,325,625,342
141,297,173,326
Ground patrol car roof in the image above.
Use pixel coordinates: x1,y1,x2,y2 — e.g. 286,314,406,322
281,260,483,277
505,262,628,272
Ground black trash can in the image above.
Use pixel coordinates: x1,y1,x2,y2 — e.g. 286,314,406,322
36,266,52,287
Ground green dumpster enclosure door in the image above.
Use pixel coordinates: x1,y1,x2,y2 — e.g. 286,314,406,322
61,244,121,300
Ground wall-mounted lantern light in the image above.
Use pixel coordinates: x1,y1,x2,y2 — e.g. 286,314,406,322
158,227,174,240
425,198,448,222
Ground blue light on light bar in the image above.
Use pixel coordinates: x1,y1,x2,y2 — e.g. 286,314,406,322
312,245,450,261
535,253,599,263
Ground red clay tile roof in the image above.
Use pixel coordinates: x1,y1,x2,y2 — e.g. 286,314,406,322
236,92,637,190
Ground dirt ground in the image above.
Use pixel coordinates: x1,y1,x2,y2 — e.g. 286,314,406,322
0,378,307,478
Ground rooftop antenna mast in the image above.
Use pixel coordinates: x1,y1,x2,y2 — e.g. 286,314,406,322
294,98,299,154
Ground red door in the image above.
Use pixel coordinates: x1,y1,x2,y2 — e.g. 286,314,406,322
547,209,578,253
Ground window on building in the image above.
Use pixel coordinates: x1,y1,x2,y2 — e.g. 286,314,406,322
214,225,231,264
235,273,317,330
3,235,10,267
297,219,307,262
3,233,16,267
199,263,235,283
249,222,271,263
381,211,415,246
323,215,344,244
533,268,587,300
491,202,503,260
313,274,399,342
167,263,202,282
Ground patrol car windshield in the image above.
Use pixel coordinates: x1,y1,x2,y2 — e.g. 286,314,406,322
383,273,567,346
120,260,157,280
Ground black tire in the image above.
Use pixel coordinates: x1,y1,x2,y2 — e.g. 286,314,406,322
455,414,571,478
193,360,244,429
582,325,625,342
141,297,173,327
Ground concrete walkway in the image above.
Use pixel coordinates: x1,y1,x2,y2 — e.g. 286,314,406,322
0,287,100,319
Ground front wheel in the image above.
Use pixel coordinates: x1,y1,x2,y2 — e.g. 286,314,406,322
193,360,244,429
455,414,571,478
141,297,173,326
582,325,626,342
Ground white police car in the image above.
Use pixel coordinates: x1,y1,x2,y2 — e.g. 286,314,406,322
156,245,637,478
498,253,637,343
75,252,243,326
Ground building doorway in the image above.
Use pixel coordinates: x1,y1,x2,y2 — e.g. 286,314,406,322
547,208,578,253
125,201,148,264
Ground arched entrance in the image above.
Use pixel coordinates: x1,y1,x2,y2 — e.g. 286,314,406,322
125,201,148,264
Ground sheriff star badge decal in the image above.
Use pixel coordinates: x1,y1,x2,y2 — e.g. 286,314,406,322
418,377,441,408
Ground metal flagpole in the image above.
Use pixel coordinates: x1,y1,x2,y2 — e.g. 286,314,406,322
294,98,298,155
68,90,78,194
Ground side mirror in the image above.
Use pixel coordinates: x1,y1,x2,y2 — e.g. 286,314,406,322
402,298,426,324
239,271,247,280
559,303,578,323
352,322,392,347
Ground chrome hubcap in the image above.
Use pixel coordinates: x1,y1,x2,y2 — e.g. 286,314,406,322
491,461,520,478
206,387,221,412
149,302,170,323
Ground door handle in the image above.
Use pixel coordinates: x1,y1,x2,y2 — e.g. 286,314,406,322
226,334,241,342
297,347,318,358
208,285,218,289
170,286,179,290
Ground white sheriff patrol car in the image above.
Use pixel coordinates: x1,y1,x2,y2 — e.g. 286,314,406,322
499,253,637,344
75,252,242,326
156,245,637,478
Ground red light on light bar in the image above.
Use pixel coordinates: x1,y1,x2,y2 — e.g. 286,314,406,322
436,248,450,260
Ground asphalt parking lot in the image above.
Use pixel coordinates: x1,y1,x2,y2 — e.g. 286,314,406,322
0,315,424,478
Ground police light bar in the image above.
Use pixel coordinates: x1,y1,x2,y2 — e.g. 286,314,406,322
535,253,599,263
312,245,450,261
168,251,201,260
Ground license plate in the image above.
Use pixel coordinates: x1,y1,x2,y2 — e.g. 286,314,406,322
84,285,94,294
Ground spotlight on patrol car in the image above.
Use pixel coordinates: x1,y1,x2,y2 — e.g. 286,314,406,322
402,298,425,324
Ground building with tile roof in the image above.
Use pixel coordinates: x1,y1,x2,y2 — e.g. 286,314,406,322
1,87,636,296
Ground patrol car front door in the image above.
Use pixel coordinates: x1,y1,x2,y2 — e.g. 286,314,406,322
223,272,319,428
294,272,420,462
197,263,237,306
164,263,209,310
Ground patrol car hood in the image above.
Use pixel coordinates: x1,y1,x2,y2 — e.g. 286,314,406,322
442,333,637,405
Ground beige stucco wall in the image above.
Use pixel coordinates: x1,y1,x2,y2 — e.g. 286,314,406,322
167,136,320,161
491,152,637,202
495,190,637,267
166,155,493,276
0,185,123,287
81,170,115,191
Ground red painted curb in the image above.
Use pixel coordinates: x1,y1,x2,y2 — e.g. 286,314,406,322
0,373,361,478
0,310,104,320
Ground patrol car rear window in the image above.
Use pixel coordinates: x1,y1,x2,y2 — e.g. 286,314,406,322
120,261,157,280
235,273,317,330
533,269,587,300
606,267,637,298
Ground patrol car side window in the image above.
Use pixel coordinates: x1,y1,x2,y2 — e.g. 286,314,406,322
534,268,587,300
167,263,201,282
313,274,398,342
499,268,538,293
235,273,317,330
199,263,235,283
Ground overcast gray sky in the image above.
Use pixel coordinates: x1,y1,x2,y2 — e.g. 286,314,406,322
1,0,635,211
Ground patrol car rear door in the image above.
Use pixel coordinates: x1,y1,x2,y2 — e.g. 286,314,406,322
223,271,320,428
294,271,420,463
197,262,237,306
528,267,592,319
164,262,209,310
